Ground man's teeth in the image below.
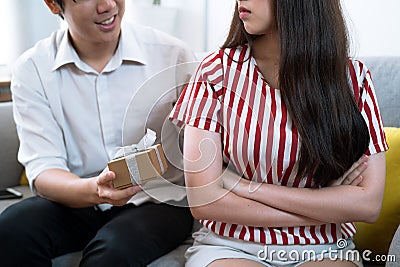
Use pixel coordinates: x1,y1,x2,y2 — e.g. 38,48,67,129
101,16,114,25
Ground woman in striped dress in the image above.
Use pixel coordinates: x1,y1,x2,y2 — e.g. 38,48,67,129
169,0,387,266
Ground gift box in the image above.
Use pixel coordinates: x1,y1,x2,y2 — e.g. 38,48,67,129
108,144,168,190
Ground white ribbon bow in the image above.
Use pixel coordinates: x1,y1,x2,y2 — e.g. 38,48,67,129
113,128,157,160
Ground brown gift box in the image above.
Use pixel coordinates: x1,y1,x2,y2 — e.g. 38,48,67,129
108,144,168,190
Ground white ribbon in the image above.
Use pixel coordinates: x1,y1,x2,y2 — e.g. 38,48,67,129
136,128,157,152
113,128,157,159
153,146,165,174
125,154,141,185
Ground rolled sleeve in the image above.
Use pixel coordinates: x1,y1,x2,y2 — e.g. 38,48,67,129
358,63,388,155
170,51,224,133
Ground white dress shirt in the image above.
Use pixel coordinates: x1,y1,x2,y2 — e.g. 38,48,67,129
11,22,198,205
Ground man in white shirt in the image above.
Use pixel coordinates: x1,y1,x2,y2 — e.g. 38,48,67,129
0,0,196,266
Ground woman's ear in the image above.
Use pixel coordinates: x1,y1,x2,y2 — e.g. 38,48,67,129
44,0,62,15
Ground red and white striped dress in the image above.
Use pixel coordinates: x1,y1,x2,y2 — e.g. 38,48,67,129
169,44,388,245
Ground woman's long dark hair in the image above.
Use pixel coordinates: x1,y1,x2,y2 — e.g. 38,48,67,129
223,0,369,187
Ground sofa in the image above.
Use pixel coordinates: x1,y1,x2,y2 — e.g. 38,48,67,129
0,56,399,266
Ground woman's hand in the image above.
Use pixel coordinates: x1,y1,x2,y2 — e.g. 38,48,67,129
96,168,141,206
329,155,369,186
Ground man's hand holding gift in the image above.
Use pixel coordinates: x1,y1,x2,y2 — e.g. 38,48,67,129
96,167,142,206
108,129,169,190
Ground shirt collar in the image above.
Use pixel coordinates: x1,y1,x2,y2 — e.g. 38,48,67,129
119,22,148,65
52,30,79,71
52,25,147,73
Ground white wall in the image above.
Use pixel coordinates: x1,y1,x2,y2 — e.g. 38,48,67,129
0,0,60,67
206,0,236,51
125,0,207,52
125,0,235,52
341,0,400,57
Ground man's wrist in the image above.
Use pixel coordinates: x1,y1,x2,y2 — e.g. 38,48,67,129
84,177,103,205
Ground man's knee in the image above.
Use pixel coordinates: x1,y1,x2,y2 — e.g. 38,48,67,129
0,198,47,239
0,197,56,264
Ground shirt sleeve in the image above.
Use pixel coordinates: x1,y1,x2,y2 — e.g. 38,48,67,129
349,59,388,155
11,56,69,190
169,51,224,133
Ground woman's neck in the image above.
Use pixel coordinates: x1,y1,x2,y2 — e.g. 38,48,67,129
252,34,280,88
252,33,280,65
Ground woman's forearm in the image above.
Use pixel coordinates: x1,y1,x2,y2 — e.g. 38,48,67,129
229,153,386,223
187,182,325,228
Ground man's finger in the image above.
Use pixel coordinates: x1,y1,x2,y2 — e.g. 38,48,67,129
106,185,138,201
97,171,115,185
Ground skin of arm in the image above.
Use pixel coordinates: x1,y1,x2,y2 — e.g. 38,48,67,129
34,169,141,208
184,125,325,228
228,151,385,224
